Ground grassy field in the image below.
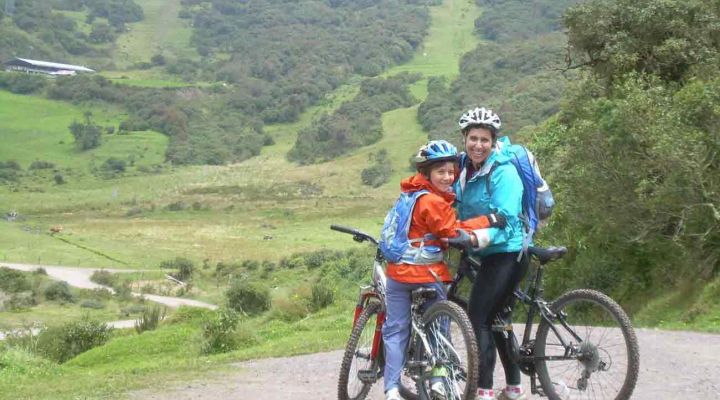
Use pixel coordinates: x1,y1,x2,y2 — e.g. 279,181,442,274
0,0,481,271
113,0,196,68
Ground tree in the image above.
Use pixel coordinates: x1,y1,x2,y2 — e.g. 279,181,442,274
69,112,102,150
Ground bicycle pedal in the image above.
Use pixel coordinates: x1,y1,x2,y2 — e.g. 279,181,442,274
357,369,378,383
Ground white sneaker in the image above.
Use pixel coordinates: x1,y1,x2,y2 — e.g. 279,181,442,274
430,381,446,399
386,387,402,400
496,387,526,400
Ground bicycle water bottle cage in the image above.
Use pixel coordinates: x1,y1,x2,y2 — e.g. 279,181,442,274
528,246,567,264
411,287,437,303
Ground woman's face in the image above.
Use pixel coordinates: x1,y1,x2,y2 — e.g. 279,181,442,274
428,161,455,193
464,127,494,166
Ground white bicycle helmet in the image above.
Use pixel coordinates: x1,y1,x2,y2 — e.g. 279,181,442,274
458,107,501,132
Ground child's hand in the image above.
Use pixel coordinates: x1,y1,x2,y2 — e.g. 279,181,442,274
443,230,477,249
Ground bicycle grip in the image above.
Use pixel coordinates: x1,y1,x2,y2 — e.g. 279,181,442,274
330,224,359,235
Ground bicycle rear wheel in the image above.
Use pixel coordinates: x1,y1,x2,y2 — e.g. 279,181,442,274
534,289,640,400
338,302,384,400
414,300,479,400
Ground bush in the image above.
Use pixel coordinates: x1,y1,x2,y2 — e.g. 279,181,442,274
54,173,66,184
159,257,194,281
80,299,105,309
270,295,309,322
90,269,118,287
200,307,239,355
69,114,102,151
28,160,55,170
119,304,146,317
0,267,31,293
226,281,270,316
36,317,112,363
135,305,166,334
43,281,75,303
4,292,36,311
310,283,334,311
101,157,126,174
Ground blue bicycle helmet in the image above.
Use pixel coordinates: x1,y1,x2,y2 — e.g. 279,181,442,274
414,140,458,168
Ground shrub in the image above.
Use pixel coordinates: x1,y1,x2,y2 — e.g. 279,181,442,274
226,281,270,316
43,281,75,303
270,295,309,322
119,304,146,317
164,201,187,211
28,160,55,170
36,317,112,363
159,257,194,281
310,283,334,311
0,267,31,293
135,305,166,334
101,157,126,174
69,114,102,151
90,269,118,287
80,299,105,309
200,307,239,355
4,292,36,311
54,173,66,184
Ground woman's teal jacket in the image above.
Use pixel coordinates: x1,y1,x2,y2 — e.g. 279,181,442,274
453,139,526,256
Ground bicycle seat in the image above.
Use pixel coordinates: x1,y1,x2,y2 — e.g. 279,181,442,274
528,246,567,264
411,287,438,302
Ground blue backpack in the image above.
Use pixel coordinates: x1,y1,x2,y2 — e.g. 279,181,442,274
488,137,555,236
379,190,443,264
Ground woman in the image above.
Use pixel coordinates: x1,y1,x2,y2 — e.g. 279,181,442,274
454,107,529,400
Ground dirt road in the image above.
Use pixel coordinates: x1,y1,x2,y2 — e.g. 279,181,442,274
129,328,720,399
1,262,217,309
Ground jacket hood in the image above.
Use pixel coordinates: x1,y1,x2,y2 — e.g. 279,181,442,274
400,173,456,203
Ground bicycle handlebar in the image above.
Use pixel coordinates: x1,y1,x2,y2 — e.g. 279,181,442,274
330,224,378,245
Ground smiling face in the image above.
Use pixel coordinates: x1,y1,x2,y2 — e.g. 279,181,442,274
464,126,495,167
427,161,455,193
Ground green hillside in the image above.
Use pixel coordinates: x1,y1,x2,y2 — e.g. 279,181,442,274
2,0,719,398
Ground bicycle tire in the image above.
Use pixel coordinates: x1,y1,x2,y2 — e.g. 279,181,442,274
534,289,640,400
414,300,479,400
338,302,383,400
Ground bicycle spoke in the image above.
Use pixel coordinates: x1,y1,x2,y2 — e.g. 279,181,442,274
535,290,639,400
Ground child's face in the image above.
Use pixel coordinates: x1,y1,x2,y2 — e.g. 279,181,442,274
429,161,455,193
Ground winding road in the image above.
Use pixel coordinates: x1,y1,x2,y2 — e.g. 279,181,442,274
0,262,217,340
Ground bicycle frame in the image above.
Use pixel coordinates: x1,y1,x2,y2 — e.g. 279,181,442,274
447,246,595,394
334,224,442,384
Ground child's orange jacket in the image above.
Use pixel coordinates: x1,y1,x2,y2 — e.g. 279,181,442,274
387,173,493,284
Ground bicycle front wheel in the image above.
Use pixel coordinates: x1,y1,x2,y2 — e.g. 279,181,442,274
338,302,384,400
415,300,479,400
535,289,640,400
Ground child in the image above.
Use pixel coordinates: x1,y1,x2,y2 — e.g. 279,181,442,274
383,140,506,400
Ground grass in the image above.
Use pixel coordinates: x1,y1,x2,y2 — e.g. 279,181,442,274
0,300,355,400
634,277,720,333
0,90,167,171
0,0,481,269
113,0,196,68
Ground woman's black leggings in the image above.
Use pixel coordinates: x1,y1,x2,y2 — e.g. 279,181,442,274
468,251,529,389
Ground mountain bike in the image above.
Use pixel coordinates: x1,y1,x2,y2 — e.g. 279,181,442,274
446,246,640,400
332,224,479,400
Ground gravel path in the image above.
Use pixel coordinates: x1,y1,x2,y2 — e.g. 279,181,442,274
129,328,720,399
1,262,217,309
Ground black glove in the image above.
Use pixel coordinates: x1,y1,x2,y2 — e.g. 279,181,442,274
446,229,474,249
487,213,507,228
